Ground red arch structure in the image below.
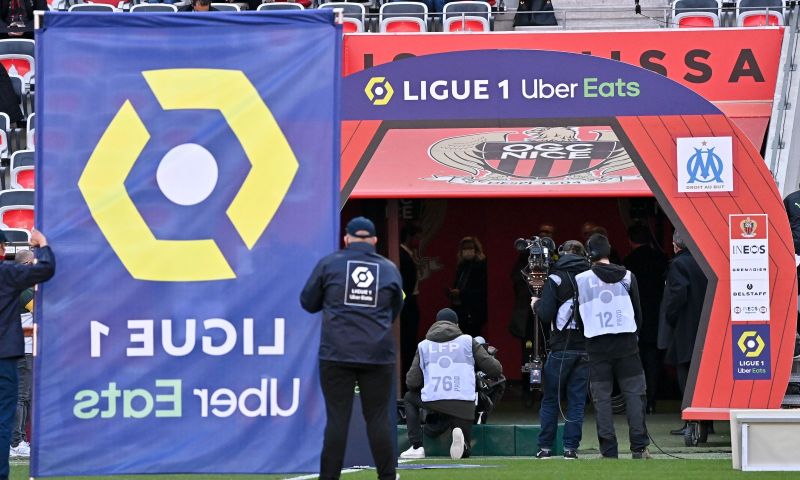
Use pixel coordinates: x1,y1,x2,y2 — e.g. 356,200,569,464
620,114,796,418
342,50,797,419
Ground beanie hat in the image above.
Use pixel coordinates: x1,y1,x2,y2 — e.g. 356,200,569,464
436,308,458,324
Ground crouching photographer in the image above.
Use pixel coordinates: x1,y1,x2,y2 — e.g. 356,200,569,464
400,308,502,460
531,240,590,459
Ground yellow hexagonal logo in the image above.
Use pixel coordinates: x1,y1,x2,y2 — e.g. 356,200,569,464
364,76,394,106
737,331,765,358
78,69,297,282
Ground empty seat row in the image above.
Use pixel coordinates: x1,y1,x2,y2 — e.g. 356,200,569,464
59,0,494,31
673,0,787,28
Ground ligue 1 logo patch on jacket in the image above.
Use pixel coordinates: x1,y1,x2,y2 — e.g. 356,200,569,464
345,261,380,307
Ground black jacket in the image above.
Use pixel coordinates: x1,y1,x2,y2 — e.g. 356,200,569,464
452,258,488,333
534,253,590,351
784,189,800,254
658,249,707,365
0,246,54,358
623,245,667,344
580,263,642,360
406,320,502,420
399,245,417,298
300,242,404,365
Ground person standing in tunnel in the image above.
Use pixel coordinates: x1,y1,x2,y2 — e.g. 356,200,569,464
448,237,488,338
658,231,707,436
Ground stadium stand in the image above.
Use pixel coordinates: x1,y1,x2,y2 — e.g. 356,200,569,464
738,9,784,25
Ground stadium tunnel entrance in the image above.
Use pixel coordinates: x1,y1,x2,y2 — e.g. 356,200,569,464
341,195,684,404
340,49,797,421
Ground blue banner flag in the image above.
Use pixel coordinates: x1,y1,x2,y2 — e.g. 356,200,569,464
33,12,340,476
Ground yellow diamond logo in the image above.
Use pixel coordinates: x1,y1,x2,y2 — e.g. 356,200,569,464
79,69,297,282
364,76,394,106
737,331,765,358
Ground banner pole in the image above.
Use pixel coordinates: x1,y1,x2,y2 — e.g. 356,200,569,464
34,10,44,30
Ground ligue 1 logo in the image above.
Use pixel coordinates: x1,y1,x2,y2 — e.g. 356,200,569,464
686,141,724,184
739,216,757,238
737,330,765,358
80,69,298,282
364,77,394,106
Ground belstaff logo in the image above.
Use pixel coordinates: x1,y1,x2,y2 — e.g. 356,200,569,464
740,217,757,238
737,330,766,358
79,69,298,282
364,77,394,106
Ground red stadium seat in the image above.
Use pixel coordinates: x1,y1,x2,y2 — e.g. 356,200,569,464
0,189,33,232
738,11,784,26
12,169,33,190
379,2,429,32
383,17,426,32
0,55,33,81
9,150,33,190
272,0,311,9
674,12,720,28
342,18,364,33
444,17,489,32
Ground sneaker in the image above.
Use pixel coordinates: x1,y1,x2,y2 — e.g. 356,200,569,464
8,446,16,458
399,445,425,459
534,448,552,459
449,427,465,460
632,448,652,460
563,449,578,460
15,441,29,457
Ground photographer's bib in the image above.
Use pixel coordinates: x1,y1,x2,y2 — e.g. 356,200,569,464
576,270,636,338
419,335,476,402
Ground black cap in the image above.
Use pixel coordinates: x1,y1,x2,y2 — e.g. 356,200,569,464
436,308,458,324
346,216,376,238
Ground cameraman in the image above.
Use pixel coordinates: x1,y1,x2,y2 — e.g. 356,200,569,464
400,308,502,460
530,240,590,459
576,234,650,459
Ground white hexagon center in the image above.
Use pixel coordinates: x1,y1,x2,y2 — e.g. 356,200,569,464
157,143,218,206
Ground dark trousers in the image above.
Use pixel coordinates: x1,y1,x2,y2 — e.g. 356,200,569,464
319,360,395,480
639,342,661,409
403,390,472,456
12,354,30,446
400,296,420,385
0,358,17,480
589,354,649,457
538,350,589,451
676,362,690,397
